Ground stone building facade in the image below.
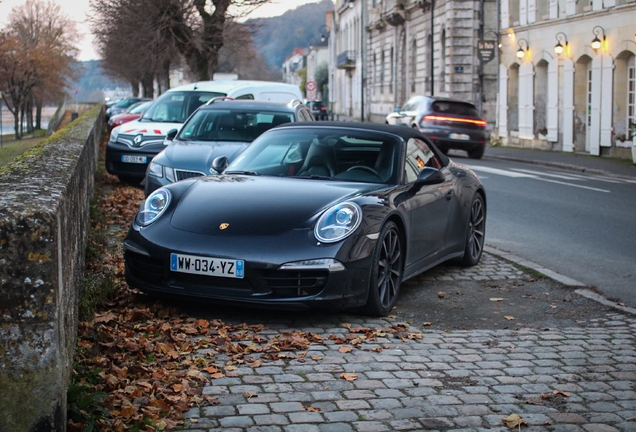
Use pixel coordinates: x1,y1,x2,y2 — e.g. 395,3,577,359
497,0,636,157
328,0,499,127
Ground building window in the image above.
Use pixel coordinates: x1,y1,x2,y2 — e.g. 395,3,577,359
373,53,377,95
411,39,417,93
381,50,385,94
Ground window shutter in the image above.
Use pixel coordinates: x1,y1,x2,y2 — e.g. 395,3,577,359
549,0,558,19
499,64,509,138
565,0,576,15
519,62,534,139
604,0,615,6
590,56,602,155
562,59,575,152
600,53,614,147
527,0,536,23
501,0,510,29
520,0,528,25
592,0,603,10
547,60,558,142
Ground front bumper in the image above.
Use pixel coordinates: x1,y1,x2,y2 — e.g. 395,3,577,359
124,224,376,311
105,140,166,180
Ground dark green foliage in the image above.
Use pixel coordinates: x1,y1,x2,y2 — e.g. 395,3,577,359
249,0,335,68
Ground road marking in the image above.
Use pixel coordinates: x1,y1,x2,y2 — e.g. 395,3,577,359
466,165,611,193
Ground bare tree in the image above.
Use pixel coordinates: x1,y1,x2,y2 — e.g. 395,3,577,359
0,0,77,138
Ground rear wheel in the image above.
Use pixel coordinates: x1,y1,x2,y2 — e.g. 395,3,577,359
458,194,486,266
468,147,484,159
363,221,403,317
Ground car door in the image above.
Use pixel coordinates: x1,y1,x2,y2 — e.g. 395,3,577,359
401,137,456,268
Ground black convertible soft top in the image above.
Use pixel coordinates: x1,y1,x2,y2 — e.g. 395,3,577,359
275,121,450,167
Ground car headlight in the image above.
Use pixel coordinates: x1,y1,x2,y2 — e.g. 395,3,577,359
136,189,170,227
109,128,119,142
314,202,362,243
148,161,164,178
148,163,176,182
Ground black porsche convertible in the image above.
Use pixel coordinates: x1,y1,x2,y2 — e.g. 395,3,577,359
124,122,486,316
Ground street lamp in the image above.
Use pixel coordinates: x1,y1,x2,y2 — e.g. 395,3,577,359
591,26,605,52
517,38,529,59
319,25,329,44
554,32,568,55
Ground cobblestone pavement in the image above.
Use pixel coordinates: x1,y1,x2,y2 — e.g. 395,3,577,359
174,252,636,432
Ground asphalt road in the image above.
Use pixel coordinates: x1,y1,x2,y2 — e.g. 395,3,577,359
453,153,636,308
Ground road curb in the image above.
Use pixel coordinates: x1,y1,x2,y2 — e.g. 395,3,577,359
484,245,636,316
483,153,636,181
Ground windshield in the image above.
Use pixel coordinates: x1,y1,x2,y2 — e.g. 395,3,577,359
129,101,152,114
227,127,399,184
141,91,224,123
178,110,293,142
432,101,480,117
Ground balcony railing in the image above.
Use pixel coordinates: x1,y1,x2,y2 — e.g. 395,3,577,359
337,51,356,69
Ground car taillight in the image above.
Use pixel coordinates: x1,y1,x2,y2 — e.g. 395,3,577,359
423,115,487,126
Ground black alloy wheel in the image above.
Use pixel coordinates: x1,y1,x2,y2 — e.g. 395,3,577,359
363,221,403,317
458,194,486,266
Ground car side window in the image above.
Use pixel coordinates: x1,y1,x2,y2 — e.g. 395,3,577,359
404,138,442,183
235,94,255,100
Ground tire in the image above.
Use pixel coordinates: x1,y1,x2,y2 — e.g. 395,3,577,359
363,221,404,317
458,194,486,266
468,147,484,159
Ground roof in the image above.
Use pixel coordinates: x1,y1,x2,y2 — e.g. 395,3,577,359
166,80,301,94
198,99,303,112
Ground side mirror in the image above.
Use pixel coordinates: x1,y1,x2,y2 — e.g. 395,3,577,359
415,167,445,185
211,156,228,174
163,128,178,145
394,106,401,113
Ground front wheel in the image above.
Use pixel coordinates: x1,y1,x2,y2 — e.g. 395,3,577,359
458,194,486,266
468,147,484,159
363,221,403,317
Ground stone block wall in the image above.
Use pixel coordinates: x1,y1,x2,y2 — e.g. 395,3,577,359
0,106,102,432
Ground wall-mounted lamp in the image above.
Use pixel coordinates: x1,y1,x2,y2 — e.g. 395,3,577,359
348,0,355,8
517,38,529,59
554,32,568,55
591,26,606,51
319,24,329,43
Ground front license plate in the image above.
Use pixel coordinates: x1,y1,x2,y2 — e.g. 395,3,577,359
449,133,470,141
170,253,244,279
121,155,147,164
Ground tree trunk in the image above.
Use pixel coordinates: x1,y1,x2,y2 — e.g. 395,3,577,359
142,74,154,98
13,112,21,140
35,104,42,130
130,81,140,97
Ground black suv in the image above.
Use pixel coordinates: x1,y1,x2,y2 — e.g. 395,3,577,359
386,96,488,159
144,99,314,196
306,100,328,120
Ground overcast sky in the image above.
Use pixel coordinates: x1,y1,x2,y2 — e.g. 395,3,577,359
0,0,329,61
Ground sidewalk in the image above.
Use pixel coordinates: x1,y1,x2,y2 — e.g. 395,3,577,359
483,146,636,180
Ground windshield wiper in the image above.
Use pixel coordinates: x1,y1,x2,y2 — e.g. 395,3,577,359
224,170,260,176
296,175,334,181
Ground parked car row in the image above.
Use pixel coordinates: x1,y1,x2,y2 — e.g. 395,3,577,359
106,80,487,318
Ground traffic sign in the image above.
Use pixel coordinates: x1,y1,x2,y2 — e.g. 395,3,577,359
305,81,316,92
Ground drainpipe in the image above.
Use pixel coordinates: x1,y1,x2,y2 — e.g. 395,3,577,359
361,0,366,121
430,0,435,96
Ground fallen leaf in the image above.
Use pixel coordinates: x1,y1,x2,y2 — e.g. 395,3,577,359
422,322,432,327
502,414,528,429
490,298,504,302
504,316,515,320
550,305,558,309
244,392,258,400
456,291,463,295
618,302,626,306
310,355,323,361
553,390,571,397
339,346,353,353
340,373,358,381
190,418,199,423
437,291,446,298
304,406,321,412
155,420,167,431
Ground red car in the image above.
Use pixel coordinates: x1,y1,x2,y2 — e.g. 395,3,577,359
108,101,153,132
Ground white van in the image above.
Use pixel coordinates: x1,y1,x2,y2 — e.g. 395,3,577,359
105,80,303,184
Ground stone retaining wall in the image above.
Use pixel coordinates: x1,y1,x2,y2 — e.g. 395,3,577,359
0,106,103,432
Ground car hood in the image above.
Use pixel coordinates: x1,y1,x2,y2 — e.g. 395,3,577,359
117,119,182,137
170,176,379,237
157,140,249,173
